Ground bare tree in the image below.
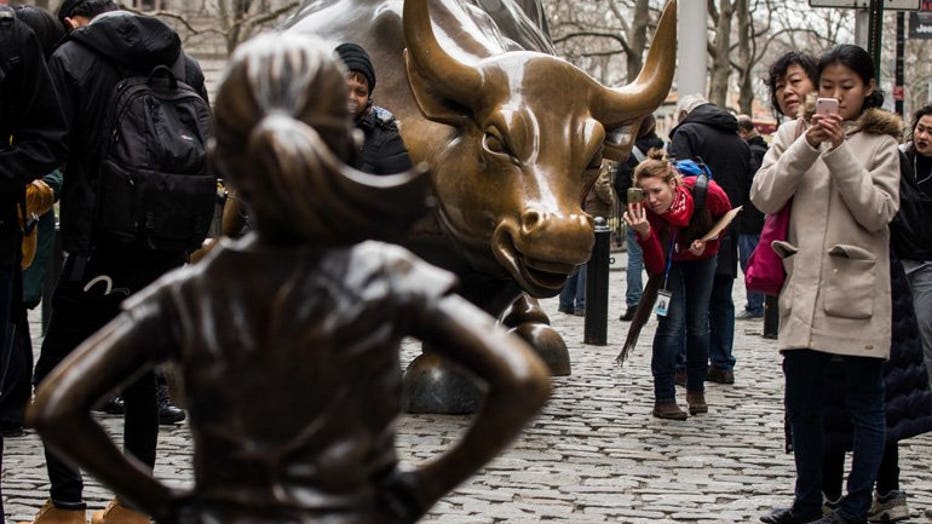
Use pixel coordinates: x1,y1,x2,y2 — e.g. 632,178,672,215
124,0,299,56
707,0,736,107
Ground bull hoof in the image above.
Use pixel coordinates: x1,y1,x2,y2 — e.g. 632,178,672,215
403,353,483,414
509,322,571,376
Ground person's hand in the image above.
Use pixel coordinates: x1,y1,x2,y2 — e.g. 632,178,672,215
378,466,431,523
688,239,706,256
623,202,650,240
817,112,844,148
806,114,831,147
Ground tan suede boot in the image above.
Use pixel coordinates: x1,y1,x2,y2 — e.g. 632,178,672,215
686,390,708,415
18,499,86,524
90,499,149,524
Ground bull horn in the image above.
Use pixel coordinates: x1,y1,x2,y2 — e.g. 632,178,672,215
592,0,677,127
403,0,483,107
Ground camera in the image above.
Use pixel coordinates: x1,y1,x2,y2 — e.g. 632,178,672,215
627,187,646,204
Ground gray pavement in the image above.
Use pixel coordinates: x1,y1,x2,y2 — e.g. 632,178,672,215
3,255,931,523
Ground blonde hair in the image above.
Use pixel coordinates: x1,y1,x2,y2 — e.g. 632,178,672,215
632,148,679,186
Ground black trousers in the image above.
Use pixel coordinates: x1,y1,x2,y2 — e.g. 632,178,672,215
33,243,182,505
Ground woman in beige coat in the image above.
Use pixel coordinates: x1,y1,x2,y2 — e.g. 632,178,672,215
751,45,901,524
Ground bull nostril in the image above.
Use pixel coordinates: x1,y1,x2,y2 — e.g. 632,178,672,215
520,209,543,234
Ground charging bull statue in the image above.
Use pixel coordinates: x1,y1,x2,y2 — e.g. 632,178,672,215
282,0,677,413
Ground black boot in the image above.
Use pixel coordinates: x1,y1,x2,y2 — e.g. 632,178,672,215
93,396,124,416
157,383,185,425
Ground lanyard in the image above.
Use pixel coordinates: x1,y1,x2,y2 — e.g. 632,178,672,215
662,230,678,289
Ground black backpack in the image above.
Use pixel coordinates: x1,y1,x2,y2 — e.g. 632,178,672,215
94,54,215,251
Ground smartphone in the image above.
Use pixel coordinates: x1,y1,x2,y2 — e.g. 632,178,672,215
816,97,839,116
627,187,646,204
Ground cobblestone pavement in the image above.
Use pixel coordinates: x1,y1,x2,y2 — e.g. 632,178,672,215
3,257,931,523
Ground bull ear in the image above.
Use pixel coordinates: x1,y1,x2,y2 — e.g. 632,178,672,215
404,50,473,127
602,119,643,162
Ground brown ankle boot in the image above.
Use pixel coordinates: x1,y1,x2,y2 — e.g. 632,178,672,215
686,390,708,415
652,401,688,420
90,499,149,524
18,499,86,524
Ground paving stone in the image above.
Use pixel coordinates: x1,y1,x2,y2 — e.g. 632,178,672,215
3,255,931,522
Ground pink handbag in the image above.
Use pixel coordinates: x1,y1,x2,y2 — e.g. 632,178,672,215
744,120,804,297
744,201,791,296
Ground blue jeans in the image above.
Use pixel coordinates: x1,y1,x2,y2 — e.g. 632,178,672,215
784,350,885,521
625,227,644,310
559,265,586,311
651,256,716,402
709,274,736,371
738,233,764,315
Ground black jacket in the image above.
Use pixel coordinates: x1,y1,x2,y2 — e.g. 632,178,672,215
668,104,751,277
614,133,665,204
352,105,413,175
0,9,68,265
48,11,207,255
891,148,932,261
739,135,768,235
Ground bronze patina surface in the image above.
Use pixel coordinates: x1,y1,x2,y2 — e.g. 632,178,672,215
283,0,677,412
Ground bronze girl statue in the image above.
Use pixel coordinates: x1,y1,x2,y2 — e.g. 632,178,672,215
28,33,550,523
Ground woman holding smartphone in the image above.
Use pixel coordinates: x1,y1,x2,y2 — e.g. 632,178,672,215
623,151,732,420
751,45,901,524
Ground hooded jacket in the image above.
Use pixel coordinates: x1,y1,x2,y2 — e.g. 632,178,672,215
352,105,413,176
0,10,68,266
751,108,902,359
668,103,751,277
47,11,208,255
740,135,768,235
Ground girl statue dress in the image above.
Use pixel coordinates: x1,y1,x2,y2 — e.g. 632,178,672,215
28,33,550,523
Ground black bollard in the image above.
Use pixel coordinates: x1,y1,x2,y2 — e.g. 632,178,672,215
763,294,779,339
584,217,611,345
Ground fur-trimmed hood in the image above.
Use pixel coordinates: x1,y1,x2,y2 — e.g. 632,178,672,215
853,108,903,139
800,95,902,139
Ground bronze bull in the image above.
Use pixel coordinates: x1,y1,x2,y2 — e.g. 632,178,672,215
283,0,677,412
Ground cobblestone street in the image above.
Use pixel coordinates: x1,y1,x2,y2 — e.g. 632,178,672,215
3,257,931,523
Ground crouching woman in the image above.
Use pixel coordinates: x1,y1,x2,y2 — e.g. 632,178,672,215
623,151,732,420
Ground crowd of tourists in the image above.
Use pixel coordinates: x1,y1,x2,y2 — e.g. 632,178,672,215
2,1,931,523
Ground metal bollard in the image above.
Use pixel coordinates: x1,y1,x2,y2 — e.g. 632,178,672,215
584,217,611,345
763,294,779,339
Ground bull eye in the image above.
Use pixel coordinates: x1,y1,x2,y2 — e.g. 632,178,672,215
482,130,509,156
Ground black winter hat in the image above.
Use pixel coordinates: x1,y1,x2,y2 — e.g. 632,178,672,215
335,43,376,93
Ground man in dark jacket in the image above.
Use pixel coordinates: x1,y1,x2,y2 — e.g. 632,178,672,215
335,42,414,175
614,114,665,321
25,2,208,522
0,4,67,520
668,95,751,385
736,114,767,320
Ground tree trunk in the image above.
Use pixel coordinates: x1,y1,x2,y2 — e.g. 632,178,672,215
708,0,734,108
736,0,753,113
625,0,650,83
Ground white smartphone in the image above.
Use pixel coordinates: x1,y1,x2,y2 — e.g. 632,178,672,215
816,97,839,116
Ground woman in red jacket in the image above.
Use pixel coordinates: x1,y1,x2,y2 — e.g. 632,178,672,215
624,150,733,420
